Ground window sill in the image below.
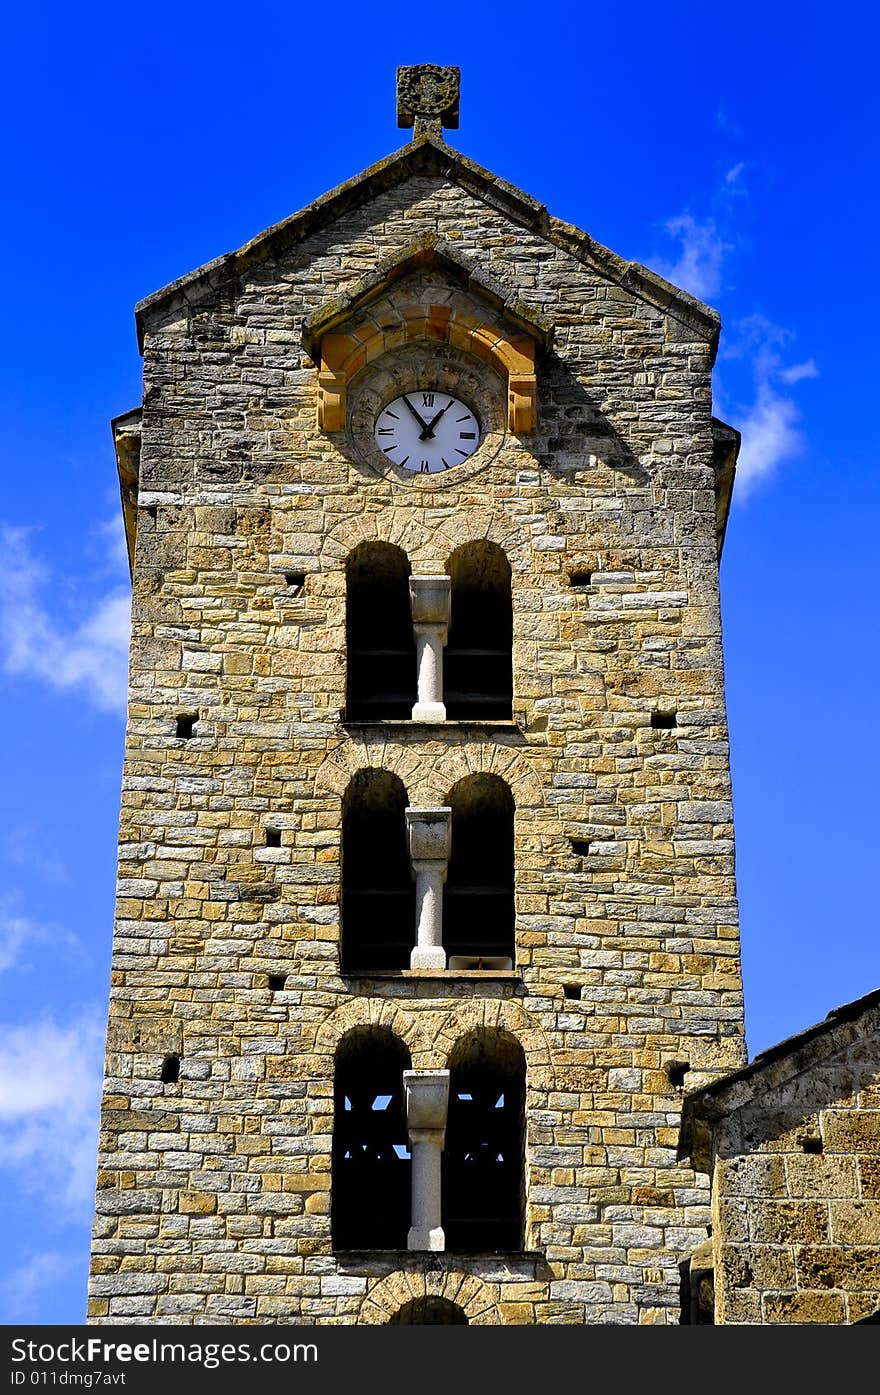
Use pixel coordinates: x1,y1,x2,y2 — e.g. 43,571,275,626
334,1250,547,1275
341,719,522,734
341,970,521,982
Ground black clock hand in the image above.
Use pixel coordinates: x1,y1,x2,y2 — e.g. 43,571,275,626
401,396,431,433
419,402,452,440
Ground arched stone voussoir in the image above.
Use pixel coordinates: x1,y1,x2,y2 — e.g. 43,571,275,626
432,743,546,810
430,510,529,567
357,1269,501,1325
434,999,555,1090
314,998,435,1062
313,741,426,801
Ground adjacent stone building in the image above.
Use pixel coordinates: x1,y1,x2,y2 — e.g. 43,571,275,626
89,64,750,1325
681,989,880,1324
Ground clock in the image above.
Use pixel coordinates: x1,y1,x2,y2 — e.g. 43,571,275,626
373,391,481,473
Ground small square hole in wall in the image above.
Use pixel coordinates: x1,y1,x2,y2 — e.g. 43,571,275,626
570,838,590,857
160,1053,180,1084
284,573,305,595
666,1061,690,1090
265,828,282,848
563,984,582,1001
176,714,197,739
569,570,592,588
651,711,677,730
801,1136,823,1154
267,974,288,992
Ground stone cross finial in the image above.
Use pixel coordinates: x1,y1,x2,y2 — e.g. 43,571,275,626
397,65,460,138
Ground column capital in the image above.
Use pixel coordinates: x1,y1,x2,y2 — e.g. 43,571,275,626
405,807,451,870
404,1069,450,1134
409,574,451,632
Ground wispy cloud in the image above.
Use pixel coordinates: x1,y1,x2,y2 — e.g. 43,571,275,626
0,1011,105,1212
720,316,820,498
724,161,747,186
2,824,70,885
651,215,731,301
0,1249,83,1322
0,526,130,713
0,898,81,976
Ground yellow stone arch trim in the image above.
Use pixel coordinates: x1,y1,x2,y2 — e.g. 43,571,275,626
357,1269,500,1325
317,305,537,435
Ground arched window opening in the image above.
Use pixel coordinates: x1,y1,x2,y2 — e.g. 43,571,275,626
442,1030,525,1253
388,1297,469,1325
346,542,416,720
444,774,515,967
332,1027,412,1251
445,542,512,719
341,770,414,972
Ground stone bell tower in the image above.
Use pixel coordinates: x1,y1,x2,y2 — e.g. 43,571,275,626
90,65,745,1325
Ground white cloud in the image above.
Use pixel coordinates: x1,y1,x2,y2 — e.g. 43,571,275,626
652,215,731,301
724,161,747,185
719,317,820,499
0,905,52,974
0,1249,82,1322
0,1011,105,1212
734,387,803,498
0,526,130,713
2,825,69,885
777,359,820,385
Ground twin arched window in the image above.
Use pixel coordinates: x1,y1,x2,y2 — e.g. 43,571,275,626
339,770,515,973
331,1027,525,1254
345,540,512,721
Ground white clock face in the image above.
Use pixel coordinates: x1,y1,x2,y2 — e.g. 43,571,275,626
374,392,481,473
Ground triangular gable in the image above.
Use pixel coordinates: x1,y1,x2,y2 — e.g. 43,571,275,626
134,134,720,353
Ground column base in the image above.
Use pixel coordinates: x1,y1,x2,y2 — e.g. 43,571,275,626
408,1225,445,1252
411,701,447,723
410,946,447,970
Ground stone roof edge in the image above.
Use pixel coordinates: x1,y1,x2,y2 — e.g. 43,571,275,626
133,136,720,353
680,986,880,1155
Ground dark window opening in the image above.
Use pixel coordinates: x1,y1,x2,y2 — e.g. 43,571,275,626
175,714,197,739
445,542,512,720
346,542,416,720
569,569,592,588
667,1061,690,1090
265,828,282,848
651,710,677,730
332,1027,411,1250
444,774,514,964
569,838,590,857
388,1298,468,1325
563,984,582,1001
160,1053,180,1084
340,769,414,973
267,973,287,991
443,1029,525,1253
801,1136,823,1154
284,573,306,594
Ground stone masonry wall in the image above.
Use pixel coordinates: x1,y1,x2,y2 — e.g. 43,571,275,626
88,168,746,1324
711,1032,880,1324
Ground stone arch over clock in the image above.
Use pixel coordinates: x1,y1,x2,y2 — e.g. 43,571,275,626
303,242,551,478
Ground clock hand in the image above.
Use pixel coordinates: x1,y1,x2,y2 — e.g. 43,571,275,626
401,396,431,433
419,402,452,440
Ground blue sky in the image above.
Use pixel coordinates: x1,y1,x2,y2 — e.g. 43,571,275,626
0,0,877,1325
